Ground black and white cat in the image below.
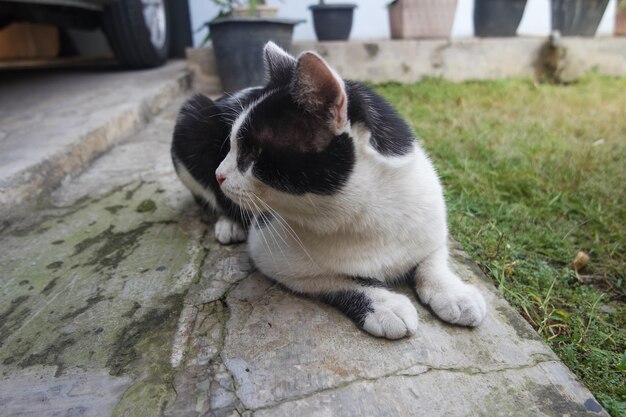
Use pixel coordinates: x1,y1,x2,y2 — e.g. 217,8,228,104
172,42,486,339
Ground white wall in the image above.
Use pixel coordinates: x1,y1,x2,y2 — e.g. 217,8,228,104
188,0,617,46
515,0,616,36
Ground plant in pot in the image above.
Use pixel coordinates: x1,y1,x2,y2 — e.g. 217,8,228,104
388,0,458,39
474,0,528,37
550,0,609,36
206,0,300,92
309,1,357,41
617,0,626,36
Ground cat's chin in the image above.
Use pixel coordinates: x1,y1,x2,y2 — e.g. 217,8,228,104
221,188,244,204
221,188,254,208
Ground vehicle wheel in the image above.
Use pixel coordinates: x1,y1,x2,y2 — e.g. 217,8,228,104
102,0,169,68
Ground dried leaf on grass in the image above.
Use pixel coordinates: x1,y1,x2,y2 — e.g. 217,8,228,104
573,251,590,282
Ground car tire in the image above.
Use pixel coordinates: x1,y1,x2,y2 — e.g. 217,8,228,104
102,0,169,69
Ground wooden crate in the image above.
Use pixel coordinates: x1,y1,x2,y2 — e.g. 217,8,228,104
0,23,59,61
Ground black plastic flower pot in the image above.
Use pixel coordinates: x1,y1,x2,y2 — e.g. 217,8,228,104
551,0,609,36
209,18,298,92
474,0,528,37
309,4,357,41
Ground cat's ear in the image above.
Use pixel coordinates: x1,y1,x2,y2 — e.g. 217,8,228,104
292,51,348,134
263,41,296,85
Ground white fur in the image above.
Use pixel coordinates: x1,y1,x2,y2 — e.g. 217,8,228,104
264,41,297,81
222,119,486,336
215,51,487,339
173,156,219,210
362,288,419,339
215,215,247,244
174,161,247,244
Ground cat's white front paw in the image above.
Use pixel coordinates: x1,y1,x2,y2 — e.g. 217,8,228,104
362,291,418,339
214,216,247,244
429,284,486,327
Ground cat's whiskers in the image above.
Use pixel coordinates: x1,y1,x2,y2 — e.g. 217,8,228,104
245,192,289,257
244,192,305,276
244,192,285,260
243,197,277,265
249,193,299,243
238,202,252,235
249,192,319,269
251,194,309,254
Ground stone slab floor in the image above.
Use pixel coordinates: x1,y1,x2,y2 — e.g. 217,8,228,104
0,98,609,417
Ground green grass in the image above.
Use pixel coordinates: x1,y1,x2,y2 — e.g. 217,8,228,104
375,75,626,416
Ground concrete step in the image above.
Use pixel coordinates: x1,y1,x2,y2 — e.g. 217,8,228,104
0,61,191,220
0,99,608,417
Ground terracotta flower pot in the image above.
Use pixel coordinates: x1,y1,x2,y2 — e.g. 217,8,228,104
388,0,458,39
616,6,626,36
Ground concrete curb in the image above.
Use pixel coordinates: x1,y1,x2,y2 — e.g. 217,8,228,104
0,63,191,220
187,37,626,91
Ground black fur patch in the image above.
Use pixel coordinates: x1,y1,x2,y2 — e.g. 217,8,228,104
319,290,373,327
345,80,416,156
251,133,354,195
171,94,251,226
264,51,296,89
173,76,414,218
394,266,418,286
252,212,274,230
217,87,265,122
351,276,387,287
237,89,356,195
350,266,417,287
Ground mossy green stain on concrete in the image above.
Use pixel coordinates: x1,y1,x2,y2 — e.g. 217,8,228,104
105,205,126,215
73,222,157,271
46,261,63,270
110,294,184,417
136,199,157,213
60,287,106,320
0,295,31,346
122,301,142,318
18,336,76,378
107,292,185,377
112,380,176,417
495,306,542,341
526,381,593,417
125,182,143,201
40,277,59,296
0,181,207,381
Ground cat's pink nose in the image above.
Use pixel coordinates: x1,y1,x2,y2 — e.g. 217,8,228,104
216,174,226,185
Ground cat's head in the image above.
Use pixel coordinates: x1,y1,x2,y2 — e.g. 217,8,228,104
216,42,358,220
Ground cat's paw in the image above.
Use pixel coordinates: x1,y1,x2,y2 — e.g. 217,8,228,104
214,216,247,245
429,284,486,327
362,291,418,339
